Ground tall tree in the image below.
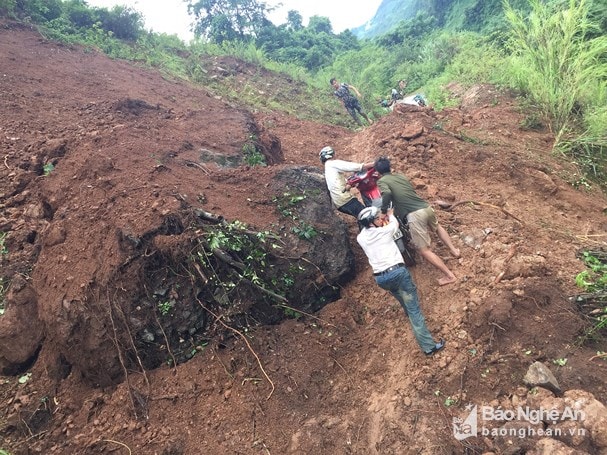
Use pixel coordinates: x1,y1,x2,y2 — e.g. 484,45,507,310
96,5,144,41
286,10,303,31
187,0,273,42
307,16,333,34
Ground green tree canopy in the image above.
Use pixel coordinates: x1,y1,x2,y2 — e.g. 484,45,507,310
187,0,274,42
286,10,303,31
307,15,333,34
96,5,144,41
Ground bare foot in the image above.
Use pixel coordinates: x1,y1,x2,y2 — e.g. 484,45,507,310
438,275,457,286
451,248,461,259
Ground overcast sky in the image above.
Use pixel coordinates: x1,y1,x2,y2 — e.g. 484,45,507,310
86,0,382,41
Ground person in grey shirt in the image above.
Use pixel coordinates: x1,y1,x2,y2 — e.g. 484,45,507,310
319,146,373,218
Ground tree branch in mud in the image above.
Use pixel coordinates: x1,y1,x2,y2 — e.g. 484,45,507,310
106,289,138,418
195,208,281,240
114,301,152,390
435,199,523,224
590,352,607,361
274,303,336,328
212,247,246,272
207,247,289,303
202,245,289,303
494,244,518,284
195,209,225,224
197,299,275,400
242,277,288,303
148,290,178,373
96,439,132,454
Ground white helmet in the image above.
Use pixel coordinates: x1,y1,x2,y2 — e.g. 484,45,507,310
319,146,335,163
358,206,379,227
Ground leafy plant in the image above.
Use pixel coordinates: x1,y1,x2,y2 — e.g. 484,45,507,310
157,300,174,316
242,139,266,167
519,113,543,131
274,192,306,217
575,250,607,343
273,192,319,241
43,162,55,176
281,306,302,319
444,396,458,407
580,308,607,343
569,173,592,191
281,275,295,288
503,0,607,146
553,358,568,367
0,0,16,16
291,221,318,240
195,219,298,308
558,137,607,191
575,251,607,292
0,232,7,255
188,341,209,359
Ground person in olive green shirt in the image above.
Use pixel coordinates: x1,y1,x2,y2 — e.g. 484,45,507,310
374,156,461,286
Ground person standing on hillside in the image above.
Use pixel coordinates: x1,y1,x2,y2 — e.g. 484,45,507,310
390,79,408,105
374,156,461,286
319,146,374,218
387,80,428,109
330,78,373,127
357,205,445,356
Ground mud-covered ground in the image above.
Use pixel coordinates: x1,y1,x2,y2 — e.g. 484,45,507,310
1,20,607,455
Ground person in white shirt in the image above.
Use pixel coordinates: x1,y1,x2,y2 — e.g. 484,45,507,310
319,146,374,218
356,206,445,356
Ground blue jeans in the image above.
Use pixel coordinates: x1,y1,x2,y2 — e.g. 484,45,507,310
374,266,436,352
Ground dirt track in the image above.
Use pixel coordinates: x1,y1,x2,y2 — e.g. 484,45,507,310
1,21,607,454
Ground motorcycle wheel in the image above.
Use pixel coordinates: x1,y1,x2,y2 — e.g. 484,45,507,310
395,237,416,267
401,242,416,267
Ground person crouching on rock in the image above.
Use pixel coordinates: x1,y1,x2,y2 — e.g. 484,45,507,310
356,206,445,356
319,146,374,218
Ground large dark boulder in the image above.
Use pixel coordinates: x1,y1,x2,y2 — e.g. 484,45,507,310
269,165,356,311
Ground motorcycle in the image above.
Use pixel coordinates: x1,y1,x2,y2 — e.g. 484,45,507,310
345,167,382,208
380,93,428,110
346,168,417,267
399,94,427,107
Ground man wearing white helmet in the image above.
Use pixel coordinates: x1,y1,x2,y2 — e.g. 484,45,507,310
319,146,374,218
356,205,445,356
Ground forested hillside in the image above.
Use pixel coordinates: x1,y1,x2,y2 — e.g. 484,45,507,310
353,0,533,38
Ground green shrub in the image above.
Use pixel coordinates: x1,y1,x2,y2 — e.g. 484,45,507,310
0,0,16,16
242,140,266,167
503,0,607,145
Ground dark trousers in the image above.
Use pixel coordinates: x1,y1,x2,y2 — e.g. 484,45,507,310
337,198,365,218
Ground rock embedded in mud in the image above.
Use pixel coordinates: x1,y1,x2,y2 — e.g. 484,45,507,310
524,361,562,395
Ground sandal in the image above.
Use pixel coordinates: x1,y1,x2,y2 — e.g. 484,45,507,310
425,339,445,356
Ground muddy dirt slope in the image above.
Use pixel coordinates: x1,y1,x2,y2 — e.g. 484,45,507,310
1,20,607,455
